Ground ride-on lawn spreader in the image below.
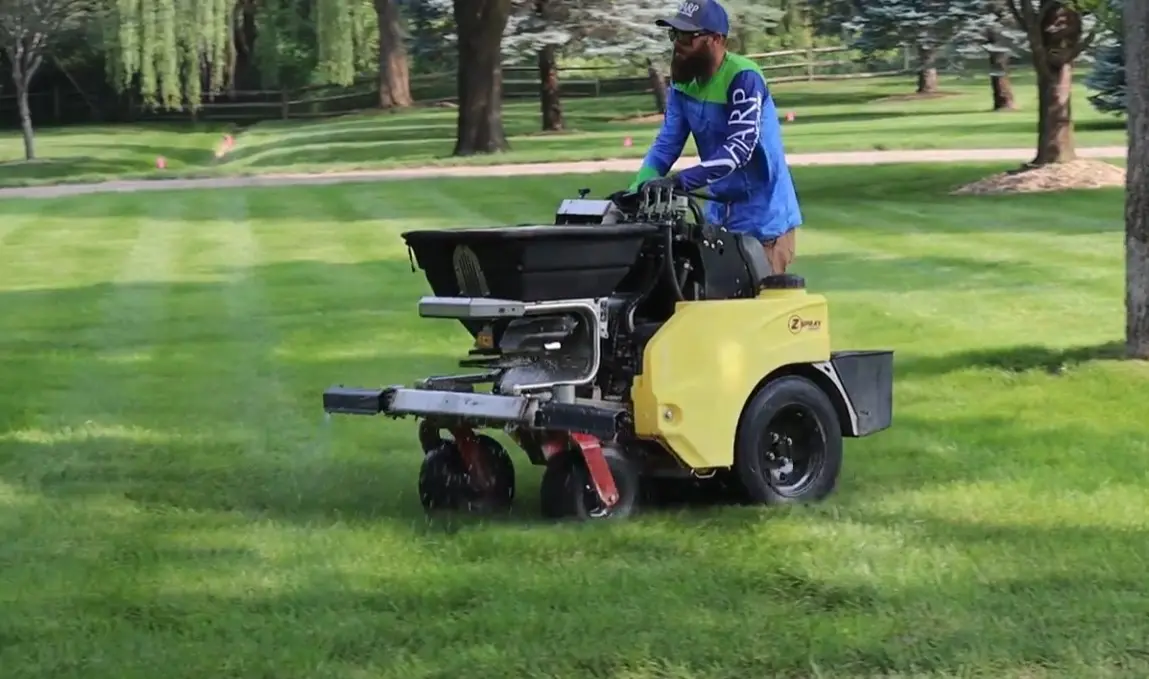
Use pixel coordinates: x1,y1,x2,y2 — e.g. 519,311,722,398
322,186,894,520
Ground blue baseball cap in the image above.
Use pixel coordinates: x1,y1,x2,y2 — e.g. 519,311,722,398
656,0,730,36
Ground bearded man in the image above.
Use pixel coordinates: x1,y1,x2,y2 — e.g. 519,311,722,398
628,0,803,274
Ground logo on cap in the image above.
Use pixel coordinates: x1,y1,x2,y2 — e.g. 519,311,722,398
679,1,701,17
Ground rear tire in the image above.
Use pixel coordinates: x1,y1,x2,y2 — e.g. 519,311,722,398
734,375,843,505
540,444,640,520
418,434,515,513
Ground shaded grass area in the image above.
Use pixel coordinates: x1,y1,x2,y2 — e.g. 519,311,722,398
0,73,1127,189
0,164,1146,678
0,121,230,187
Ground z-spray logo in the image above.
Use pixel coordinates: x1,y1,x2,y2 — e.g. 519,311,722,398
788,315,821,334
678,1,701,17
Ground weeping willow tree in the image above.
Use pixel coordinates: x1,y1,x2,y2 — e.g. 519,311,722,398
102,0,376,111
101,0,235,110
316,0,376,85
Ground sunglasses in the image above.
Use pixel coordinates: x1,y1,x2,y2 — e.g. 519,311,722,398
669,28,711,44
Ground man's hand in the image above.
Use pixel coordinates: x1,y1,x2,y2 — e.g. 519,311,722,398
639,175,679,195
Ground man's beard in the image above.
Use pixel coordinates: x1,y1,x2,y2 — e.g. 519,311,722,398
670,50,713,84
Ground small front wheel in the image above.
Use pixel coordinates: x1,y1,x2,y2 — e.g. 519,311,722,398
734,375,843,505
418,434,515,513
540,444,640,520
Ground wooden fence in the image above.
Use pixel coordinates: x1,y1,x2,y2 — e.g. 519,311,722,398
1,44,939,127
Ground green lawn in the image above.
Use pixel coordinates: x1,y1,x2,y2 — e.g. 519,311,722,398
1,165,1147,678
0,72,1128,188
0,121,233,187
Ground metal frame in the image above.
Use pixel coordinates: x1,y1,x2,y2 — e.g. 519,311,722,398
388,388,537,425
417,295,609,394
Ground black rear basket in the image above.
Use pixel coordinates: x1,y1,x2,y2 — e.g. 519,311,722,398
402,224,661,302
830,350,894,436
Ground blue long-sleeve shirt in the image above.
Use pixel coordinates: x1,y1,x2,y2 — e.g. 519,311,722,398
628,52,803,242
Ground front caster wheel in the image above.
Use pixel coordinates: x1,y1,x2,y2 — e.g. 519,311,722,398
418,433,515,513
734,375,843,505
540,443,640,520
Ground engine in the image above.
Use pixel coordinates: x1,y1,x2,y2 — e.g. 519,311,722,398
458,294,650,403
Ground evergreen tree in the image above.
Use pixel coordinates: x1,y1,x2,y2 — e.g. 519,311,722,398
722,0,786,53
502,0,580,132
845,0,982,94
951,0,1027,110
502,0,680,130
1085,0,1124,115
397,0,454,75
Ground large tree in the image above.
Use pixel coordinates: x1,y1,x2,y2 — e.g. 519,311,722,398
1126,0,1148,358
1005,0,1107,165
452,0,513,155
1,0,92,160
375,0,412,108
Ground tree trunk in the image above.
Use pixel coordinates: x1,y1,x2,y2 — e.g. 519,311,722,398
987,24,1016,111
17,82,36,161
1025,2,1083,165
1033,60,1076,164
8,49,39,161
375,0,413,109
452,0,512,156
538,45,563,131
647,58,667,114
1127,0,1149,359
989,55,1016,111
984,8,1016,111
916,45,938,94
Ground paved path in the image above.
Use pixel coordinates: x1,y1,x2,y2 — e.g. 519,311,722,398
0,146,1127,200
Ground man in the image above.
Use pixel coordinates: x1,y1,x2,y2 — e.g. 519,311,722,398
628,0,803,274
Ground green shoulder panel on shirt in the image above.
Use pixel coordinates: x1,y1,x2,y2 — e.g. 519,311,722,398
671,52,766,104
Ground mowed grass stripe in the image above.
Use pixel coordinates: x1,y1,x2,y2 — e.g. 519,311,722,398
865,198,1123,280
802,196,1123,350
0,198,143,437
136,188,352,522
0,194,159,447
16,194,183,498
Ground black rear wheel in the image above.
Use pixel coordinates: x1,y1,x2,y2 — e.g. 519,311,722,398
418,434,515,513
734,375,843,505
